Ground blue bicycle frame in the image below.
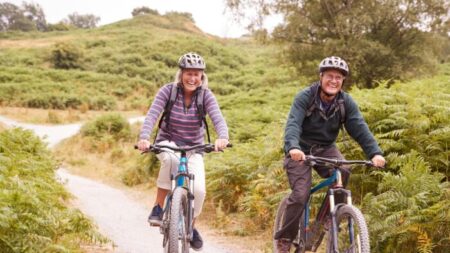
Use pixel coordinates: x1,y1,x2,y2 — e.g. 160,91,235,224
303,168,356,252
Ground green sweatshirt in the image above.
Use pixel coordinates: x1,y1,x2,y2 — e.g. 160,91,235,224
284,84,383,159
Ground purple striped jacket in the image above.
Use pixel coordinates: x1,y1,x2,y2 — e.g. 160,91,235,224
139,83,229,146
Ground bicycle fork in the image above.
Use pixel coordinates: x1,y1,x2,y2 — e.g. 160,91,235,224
329,187,353,253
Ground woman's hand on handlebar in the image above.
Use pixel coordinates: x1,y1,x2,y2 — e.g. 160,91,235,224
214,138,229,152
137,139,151,151
289,148,306,161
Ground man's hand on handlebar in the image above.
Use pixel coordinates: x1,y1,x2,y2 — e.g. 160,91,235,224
289,148,306,161
371,154,386,168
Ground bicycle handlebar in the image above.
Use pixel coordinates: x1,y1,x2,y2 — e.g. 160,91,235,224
134,143,232,154
304,155,375,167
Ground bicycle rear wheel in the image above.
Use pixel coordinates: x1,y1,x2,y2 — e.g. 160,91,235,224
273,195,306,253
167,188,190,253
326,205,370,253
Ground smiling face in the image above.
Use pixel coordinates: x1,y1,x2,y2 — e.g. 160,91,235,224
319,69,345,98
181,69,203,94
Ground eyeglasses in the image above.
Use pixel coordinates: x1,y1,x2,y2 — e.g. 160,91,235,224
322,73,344,82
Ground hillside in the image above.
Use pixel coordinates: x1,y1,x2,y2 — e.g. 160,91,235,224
0,13,295,112
1,12,449,253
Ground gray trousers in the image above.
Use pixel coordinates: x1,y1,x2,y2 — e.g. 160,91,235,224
274,146,350,240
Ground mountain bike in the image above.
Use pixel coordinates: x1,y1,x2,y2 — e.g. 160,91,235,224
273,155,377,253
140,143,230,253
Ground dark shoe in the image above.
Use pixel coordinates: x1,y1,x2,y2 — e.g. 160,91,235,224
276,238,291,253
148,204,163,226
190,228,203,251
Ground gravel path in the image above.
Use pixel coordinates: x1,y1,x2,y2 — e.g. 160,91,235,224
0,115,237,253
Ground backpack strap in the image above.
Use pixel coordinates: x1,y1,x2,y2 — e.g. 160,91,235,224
154,83,178,143
337,97,346,124
195,88,211,144
337,93,349,150
306,82,320,117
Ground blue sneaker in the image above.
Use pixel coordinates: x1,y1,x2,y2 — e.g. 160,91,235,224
148,204,163,226
190,228,203,251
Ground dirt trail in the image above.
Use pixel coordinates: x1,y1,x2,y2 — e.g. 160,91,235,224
0,115,240,253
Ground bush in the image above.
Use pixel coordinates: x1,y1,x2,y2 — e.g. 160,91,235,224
47,22,74,31
132,7,159,17
50,42,84,69
89,95,117,110
0,128,107,251
81,113,131,140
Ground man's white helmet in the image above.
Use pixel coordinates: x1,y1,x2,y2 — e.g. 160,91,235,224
319,56,349,76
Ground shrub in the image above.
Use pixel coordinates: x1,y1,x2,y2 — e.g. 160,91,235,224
89,96,117,110
81,113,131,140
47,22,74,31
0,128,107,251
50,42,84,69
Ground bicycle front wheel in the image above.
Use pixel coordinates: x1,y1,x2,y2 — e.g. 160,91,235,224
273,195,306,253
167,188,190,253
327,205,370,253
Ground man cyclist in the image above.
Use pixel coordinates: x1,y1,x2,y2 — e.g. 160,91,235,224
274,56,386,252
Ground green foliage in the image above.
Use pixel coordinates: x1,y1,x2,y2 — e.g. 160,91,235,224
50,42,84,70
0,2,47,32
364,151,449,252
46,22,74,31
227,0,450,87
64,12,100,29
0,128,106,252
349,72,450,176
80,113,131,140
164,11,195,23
1,11,449,252
131,6,159,17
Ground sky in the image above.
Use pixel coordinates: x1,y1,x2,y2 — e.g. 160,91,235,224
5,0,282,38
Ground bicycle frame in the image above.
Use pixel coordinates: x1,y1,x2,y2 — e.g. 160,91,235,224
138,143,231,252
303,168,354,252
160,149,196,243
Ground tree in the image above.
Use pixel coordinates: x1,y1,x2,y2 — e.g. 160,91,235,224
0,3,21,31
131,6,159,17
226,0,450,88
64,12,100,29
0,2,47,32
22,2,47,31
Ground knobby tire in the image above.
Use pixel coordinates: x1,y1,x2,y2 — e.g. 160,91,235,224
326,205,370,253
168,188,189,253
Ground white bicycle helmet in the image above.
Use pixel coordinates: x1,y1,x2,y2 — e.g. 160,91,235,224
178,52,206,70
319,56,349,76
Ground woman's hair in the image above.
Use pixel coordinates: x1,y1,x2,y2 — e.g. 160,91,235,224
174,69,208,89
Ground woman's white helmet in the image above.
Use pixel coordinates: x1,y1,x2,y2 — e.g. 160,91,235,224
319,56,349,76
178,52,206,70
